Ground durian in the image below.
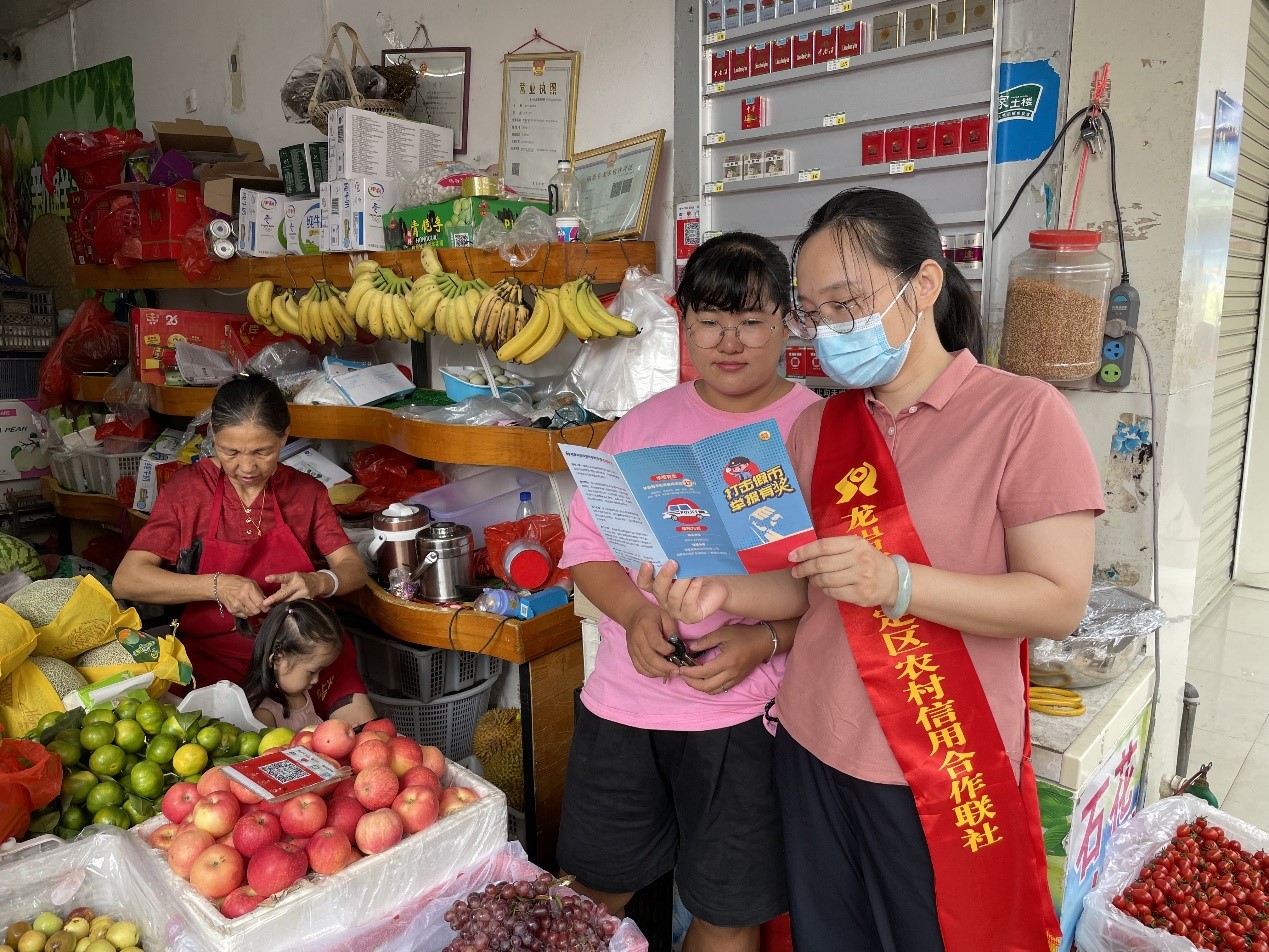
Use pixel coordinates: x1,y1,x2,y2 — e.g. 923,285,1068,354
473,708,524,810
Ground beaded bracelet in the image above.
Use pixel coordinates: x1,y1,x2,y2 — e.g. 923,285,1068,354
212,571,224,616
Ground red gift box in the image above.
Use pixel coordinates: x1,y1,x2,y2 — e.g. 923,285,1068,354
862,130,885,165
963,114,990,152
125,180,204,261
885,127,912,161
793,32,815,68
750,41,772,76
910,124,935,159
730,46,752,81
132,307,303,384
814,27,838,63
935,118,963,156
67,187,111,264
711,51,731,84
836,21,864,57
772,37,793,71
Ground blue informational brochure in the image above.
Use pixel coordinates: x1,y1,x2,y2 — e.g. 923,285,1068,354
560,418,816,578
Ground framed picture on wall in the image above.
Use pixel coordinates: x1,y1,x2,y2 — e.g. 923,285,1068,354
383,47,472,154
500,52,581,200
1210,90,1243,188
572,130,665,241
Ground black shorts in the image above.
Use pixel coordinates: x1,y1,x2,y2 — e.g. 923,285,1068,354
773,727,945,952
556,702,787,928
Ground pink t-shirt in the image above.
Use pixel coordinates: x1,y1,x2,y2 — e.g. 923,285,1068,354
778,351,1106,784
561,380,822,730
256,693,321,731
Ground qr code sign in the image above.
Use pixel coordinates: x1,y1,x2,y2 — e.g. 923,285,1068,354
260,760,308,785
683,221,701,247
511,162,521,177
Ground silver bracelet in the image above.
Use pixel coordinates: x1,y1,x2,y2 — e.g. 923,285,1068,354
883,554,912,619
318,568,340,596
761,620,779,662
212,571,224,616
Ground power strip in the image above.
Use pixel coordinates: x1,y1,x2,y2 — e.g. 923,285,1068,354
1098,283,1139,387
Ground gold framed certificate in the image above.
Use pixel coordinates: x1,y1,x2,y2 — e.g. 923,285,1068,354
500,52,581,200
571,130,665,241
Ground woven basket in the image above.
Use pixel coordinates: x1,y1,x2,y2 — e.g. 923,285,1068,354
375,62,420,105
308,22,405,134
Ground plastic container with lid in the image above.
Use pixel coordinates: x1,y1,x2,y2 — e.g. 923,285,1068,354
408,467,549,548
1000,229,1115,381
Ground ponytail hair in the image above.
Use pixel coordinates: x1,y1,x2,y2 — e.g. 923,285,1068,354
791,187,984,360
243,599,344,712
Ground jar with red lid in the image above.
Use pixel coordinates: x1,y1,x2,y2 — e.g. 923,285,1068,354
1000,229,1114,380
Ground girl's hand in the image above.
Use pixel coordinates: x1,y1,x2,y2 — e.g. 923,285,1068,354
790,537,899,608
623,602,681,680
216,574,267,618
262,571,329,607
634,561,729,625
678,624,771,695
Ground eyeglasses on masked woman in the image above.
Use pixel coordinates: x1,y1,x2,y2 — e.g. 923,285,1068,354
784,265,918,340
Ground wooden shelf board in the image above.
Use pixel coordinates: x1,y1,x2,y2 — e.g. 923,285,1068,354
40,476,148,532
72,242,655,291
70,374,113,402
348,581,581,666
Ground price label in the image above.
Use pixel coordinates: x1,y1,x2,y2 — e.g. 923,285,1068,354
704,181,726,193
707,82,727,94
827,58,850,72
706,30,727,44
822,112,847,127
705,132,727,145
889,161,916,175
797,169,822,183
830,1,853,12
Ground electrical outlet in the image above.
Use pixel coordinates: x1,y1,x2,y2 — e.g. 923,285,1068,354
183,88,198,113
1097,283,1139,389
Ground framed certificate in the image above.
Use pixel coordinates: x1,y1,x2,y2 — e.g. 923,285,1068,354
382,47,472,154
500,52,581,200
572,131,665,241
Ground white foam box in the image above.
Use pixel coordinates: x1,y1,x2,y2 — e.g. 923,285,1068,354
349,176,406,251
327,106,454,180
284,196,324,255
240,189,287,257
130,762,506,952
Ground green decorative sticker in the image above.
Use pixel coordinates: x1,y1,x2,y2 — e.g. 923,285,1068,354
997,82,1044,122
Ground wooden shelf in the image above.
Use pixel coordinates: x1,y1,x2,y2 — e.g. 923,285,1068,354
40,476,148,533
121,381,612,471
71,242,655,291
348,581,581,666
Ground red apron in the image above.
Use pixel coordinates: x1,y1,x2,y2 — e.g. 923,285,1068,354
810,391,1060,952
179,473,364,717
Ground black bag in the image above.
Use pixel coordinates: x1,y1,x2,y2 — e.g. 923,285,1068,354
174,538,202,575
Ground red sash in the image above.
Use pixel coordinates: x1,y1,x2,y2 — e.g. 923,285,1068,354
810,391,1060,952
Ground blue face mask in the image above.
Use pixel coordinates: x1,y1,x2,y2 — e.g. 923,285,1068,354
812,280,920,389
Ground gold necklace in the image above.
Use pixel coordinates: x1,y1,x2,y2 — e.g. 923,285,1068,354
241,487,267,538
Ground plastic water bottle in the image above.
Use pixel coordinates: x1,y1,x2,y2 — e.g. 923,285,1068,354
473,588,520,616
547,160,579,216
516,491,534,519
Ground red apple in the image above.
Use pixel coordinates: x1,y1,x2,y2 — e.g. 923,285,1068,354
288,836,310,850
190,843,246,900
295,726,316,750
280,792,328,839
177,818,196,835
306,826,355,875
328,777,357,801
355,808,403,855
439,787,481,817
350,739,392,772
399,766,441,797
255,798,284,816
193,790,243,838
326,796,367,841
419,745,446,779
392,785,440,835
354,764,399,811
353,730,390,749
388,736,424,777
232,811,282,859
229,780,263,805
168,828,216,879
148,822,181,851
221,885,265,919
161,782,202,823
247,841,308,897
362,717,397,738
218,832,234,846
197,767,233,797
312,720,356,761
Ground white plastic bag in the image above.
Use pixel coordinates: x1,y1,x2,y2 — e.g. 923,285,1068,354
564,266,680,420
175,341,239,386
1076,796,1269,952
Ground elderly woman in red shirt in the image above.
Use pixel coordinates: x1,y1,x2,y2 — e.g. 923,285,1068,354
114,374,375,725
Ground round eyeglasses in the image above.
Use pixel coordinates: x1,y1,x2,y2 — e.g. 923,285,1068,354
785,267,918,340
685,318,780,349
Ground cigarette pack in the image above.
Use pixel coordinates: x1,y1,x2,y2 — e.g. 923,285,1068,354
741,96,770,130
751,41,773,76
814,27,838,64
872,12,905,51
763,148,792,177
905,4,936,43
743,152,765,179
936,0,965,38
793,33,815,68
772,37,793,71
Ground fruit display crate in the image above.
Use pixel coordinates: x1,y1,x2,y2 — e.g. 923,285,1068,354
0,357,41,400
130,761,506,952
0,285,57,351
351,625,503,703
364,671,498,762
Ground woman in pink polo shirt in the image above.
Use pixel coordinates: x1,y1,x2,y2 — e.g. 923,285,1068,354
641,188,1104,952
556,231,820,952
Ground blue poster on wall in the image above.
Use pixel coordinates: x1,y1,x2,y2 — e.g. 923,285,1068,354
995,60,1061,164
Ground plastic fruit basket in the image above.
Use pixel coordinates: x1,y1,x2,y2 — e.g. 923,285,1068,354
81,445,146,496
351,626,503,702
50,451,91,493
131,761,506,952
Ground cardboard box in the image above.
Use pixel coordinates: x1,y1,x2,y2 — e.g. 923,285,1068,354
712,50,731,84
152,118,259,165
740,0,759,25
741,96,770,130
965,0,993,32
0,400,50,481
284,197,324,255
862,130,886,165
936,0,965,37
349,177,406,251
777,0,796,15
111,180,203,261
239,189,287,257
758,0,778,19
872,12,905,50
796,0,815,11
772,37,793,71
326,180,341,252
750,42,772,76
837,22,866,57
910,123,935,158
203,161,283,218
963,114,990,152
724,1,740,28
382,198,550,250
318,182,332,252
814,27,838,63
905,4,936,43
132,428,188,514
705,0,725,32
743,152,765,180
885,127,912,161
327,107,454,180
793,33,815,68
279,142,329,196
131,309,288,385
763,148,792,177
722,155,744,181
730,46,752,81
339,179,353,252
935,118,963,155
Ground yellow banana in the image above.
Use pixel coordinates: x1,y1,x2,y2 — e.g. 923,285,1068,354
272,292,302,336
346,277,374,325
569,279,620,337
516,290,567,364
557,281,597,340
321,295,344,343
366,290,387,338
497,291,552,362
351,259,380,280
446,295,467,345
578,280,638,337
414,289,443,332
461,288,482,343
246,282,265,322
328,289,357,336
434,297,450,339
391,294,414,342
419,245,444,276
